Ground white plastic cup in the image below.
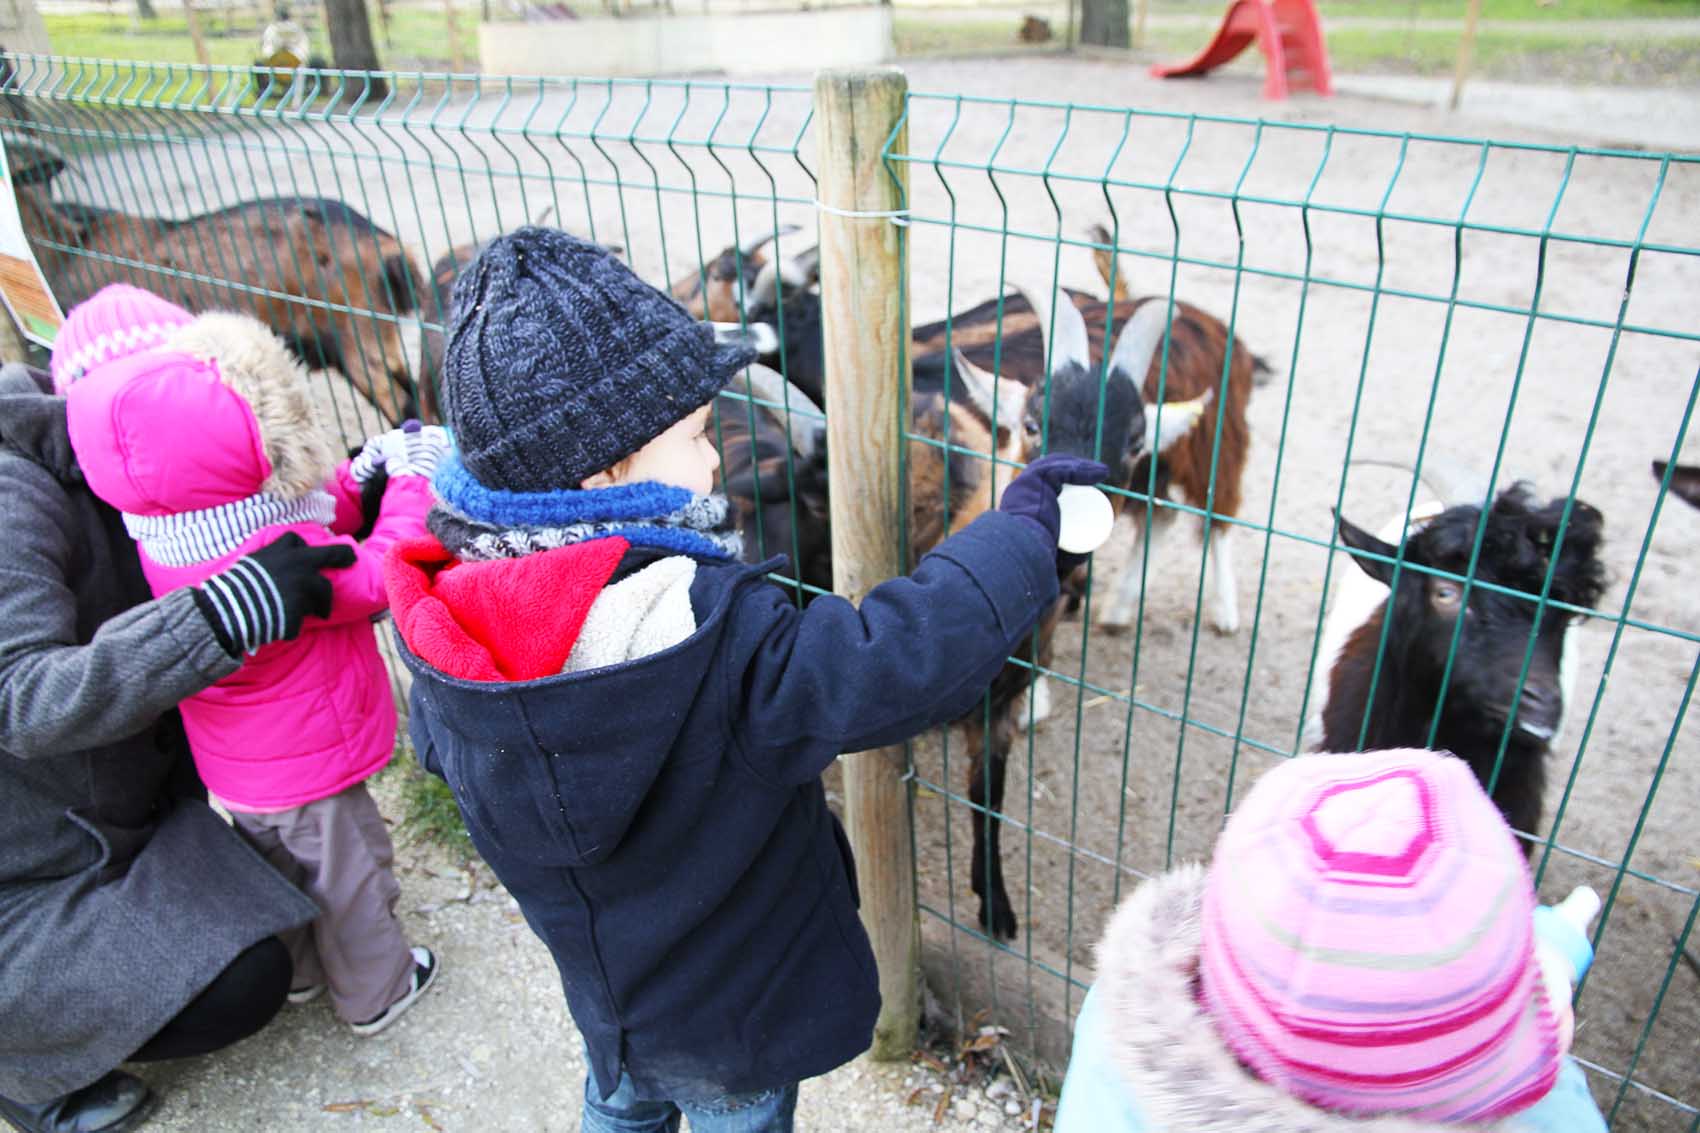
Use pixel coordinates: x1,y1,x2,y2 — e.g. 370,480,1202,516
1056,484,1115,555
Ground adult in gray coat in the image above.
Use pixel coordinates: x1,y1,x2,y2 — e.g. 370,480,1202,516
0,362,356,1133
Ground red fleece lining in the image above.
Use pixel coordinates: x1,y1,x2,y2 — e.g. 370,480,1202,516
386,535,629,682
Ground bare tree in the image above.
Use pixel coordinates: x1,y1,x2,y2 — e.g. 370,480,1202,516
323,0,389,99
1079,0,1130,48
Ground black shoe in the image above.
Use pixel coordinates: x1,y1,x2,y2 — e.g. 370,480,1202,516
0,1071,157,1133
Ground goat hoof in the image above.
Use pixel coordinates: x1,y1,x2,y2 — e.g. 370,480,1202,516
1094,616,1132,637
978,899,1019,942
1209,610,1240,636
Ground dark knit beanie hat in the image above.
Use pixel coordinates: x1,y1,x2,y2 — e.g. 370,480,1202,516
442,227,756,491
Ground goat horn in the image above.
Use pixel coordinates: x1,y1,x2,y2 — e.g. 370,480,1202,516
1012,280,1090,375
1108,300,1172,389
740,223,801,259
746,244,817,312
735,361,825,461
1351,453,1493,508
711,321,780,357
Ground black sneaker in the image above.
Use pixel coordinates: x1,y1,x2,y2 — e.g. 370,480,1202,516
0,1070,157,1133
350,947,439,1037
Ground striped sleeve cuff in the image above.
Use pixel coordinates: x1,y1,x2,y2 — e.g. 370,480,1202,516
196,556,287,655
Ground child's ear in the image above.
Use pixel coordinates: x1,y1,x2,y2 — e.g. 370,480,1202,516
580,459,628,490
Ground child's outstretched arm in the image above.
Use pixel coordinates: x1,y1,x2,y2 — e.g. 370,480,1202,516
725,454,1105,786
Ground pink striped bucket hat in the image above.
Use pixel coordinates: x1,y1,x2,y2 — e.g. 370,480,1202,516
51,283,193,393
1200,749,1561,1123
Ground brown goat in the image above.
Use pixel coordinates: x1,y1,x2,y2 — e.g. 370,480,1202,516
7,140,426,425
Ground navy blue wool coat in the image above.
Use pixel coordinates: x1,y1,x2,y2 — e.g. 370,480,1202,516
397,511,1058,1102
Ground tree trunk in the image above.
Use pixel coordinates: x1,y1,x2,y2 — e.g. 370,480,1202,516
1079,0,1130,48
322,0,388,100
134,0,157,21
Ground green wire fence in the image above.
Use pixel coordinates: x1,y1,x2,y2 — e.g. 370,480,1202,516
0,55,1695,1132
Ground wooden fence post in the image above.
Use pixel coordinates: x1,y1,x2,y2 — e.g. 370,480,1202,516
184,0,212,67
444,0,465,72
814,66,916,1062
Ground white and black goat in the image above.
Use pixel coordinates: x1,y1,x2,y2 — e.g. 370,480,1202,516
718,290,1180,939
1305,472,1608,846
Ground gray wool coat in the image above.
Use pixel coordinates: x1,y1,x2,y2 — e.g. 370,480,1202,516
0,364,317,1103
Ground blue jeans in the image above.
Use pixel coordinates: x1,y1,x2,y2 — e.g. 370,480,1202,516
580,1069,798,1133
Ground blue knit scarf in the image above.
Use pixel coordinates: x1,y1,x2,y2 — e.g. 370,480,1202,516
430,452,742,563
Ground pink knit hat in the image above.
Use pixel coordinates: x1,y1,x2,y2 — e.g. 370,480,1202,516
1200,749,1561,1123
51,283,193,392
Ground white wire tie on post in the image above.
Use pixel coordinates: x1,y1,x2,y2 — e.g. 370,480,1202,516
814,199,911,228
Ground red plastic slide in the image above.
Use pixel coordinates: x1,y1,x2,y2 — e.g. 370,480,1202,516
1150,0,1333,100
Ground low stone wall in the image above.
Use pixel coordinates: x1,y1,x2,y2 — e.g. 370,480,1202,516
479,5,893,78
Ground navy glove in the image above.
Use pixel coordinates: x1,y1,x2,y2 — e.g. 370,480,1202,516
192,532,357,657
999,453,1110,575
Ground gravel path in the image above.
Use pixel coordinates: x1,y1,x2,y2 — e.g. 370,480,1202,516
131,809,1021,1133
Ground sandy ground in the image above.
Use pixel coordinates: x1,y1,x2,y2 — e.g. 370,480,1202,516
9,54,1697,1131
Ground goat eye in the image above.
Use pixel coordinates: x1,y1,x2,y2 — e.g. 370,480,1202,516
1023,418,1040,438
1430,579,1463,609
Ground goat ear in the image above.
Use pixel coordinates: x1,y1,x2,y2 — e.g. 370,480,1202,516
952,347,999,421
1654,459,1700,512
950,348,1026,453
1336,511,1399,586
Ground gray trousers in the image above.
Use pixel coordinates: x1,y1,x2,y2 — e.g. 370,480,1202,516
228,784,415,1023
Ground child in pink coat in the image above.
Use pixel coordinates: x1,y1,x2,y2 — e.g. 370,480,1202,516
59,285,447,1036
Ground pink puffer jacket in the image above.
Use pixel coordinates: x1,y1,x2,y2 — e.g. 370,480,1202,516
65,312,428,812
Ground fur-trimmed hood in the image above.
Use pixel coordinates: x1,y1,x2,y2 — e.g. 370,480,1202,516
163,312,336,498
1092,867,1523,1133
65,311,336,515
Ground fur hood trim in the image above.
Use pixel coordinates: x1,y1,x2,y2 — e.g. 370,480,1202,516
1095,867,1514,1133
166,312,335,499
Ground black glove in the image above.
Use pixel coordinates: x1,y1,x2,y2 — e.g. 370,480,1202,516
353,463,390,542
998,453,1110,575
192,532,357,657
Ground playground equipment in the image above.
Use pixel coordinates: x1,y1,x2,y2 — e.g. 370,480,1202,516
1150,0,1332,100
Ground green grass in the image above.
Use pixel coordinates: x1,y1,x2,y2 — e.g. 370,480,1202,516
41,7,480,72
895,17,1063,56
382,747,476,857
42,11,266,67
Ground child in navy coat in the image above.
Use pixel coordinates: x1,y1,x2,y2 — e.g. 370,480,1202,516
384,227,1103,1133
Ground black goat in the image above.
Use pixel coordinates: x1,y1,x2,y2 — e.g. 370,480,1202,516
1310,484,1607,845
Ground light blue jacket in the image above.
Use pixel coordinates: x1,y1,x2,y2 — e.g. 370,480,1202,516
1053,867,1608,1133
